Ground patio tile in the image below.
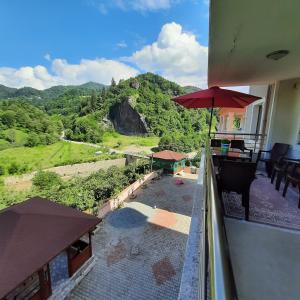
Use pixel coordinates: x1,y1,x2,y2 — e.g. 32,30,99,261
152,257,176,285
107,241,127,266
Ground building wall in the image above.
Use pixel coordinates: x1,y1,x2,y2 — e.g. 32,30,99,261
246,85,269,134
269,78,300,145
218,107,246,132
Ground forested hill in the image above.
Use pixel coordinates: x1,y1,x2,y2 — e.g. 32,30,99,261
0,100,62,150
0,82,107,100
34,73,210,151
0,74,210,151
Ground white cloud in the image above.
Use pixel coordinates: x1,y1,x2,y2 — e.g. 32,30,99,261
90,0,176,13
0,58,139,90
128,22,208,87
116,41,128,48
0,22,210,89
44,53,51,61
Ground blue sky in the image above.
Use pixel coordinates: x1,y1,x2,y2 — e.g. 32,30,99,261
0,0,210,89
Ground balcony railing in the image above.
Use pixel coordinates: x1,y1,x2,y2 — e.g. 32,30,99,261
210,132,267,153
203,147,238,300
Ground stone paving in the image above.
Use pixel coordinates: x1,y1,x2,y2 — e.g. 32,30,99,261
67,174,197,300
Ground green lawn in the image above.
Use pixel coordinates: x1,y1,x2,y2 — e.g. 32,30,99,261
0,141,117,175
0,129,28,150
102,132,159,149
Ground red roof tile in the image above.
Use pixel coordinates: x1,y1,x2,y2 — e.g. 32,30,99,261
151,150,186,161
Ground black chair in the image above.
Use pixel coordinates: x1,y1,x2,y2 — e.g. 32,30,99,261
217,160,257,220
282,162,300,208
258,143,290,177
210,138,221,147
271,145,300,190
230,139,253,161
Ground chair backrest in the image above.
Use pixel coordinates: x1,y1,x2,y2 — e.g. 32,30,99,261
271,143,290,161
211,139,221,147
230,140,245,151
286,145,300,161
218,160,257,194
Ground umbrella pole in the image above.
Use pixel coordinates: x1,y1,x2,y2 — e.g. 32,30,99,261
208,97,215,137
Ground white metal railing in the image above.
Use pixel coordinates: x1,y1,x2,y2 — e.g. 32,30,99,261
210,132,266,153
204,147,238,300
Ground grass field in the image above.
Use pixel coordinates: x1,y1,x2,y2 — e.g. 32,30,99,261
102,132,159,149
0,129,28,150
0,141,117,175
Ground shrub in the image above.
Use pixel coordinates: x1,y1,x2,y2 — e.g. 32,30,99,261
8,163,19,174
0,165,5,176
33,171,63,190
25,133,40,147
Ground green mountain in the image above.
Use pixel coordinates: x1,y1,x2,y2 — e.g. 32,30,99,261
0,81,107,100
0,74,212,152
43,73,211,151
183,86,201,93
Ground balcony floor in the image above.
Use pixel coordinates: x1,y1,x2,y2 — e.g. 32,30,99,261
225,217,300,300
67,174,197,300
223,174,300,230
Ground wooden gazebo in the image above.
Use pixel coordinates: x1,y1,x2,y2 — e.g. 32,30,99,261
0,197,100,300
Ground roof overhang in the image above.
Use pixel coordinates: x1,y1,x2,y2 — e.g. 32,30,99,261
208,0,300,87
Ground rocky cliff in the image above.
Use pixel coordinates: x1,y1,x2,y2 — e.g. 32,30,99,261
109,99,148,135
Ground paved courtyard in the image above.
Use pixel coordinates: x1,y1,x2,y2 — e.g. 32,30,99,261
68,174,198,300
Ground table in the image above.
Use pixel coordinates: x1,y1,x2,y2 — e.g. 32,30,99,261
211,147,251,161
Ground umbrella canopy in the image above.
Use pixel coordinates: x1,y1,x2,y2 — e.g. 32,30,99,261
173,86,261,135
173,86,261,108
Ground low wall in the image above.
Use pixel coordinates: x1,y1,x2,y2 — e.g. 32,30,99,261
98,170,161,219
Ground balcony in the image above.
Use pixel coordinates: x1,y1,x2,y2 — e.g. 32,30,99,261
183,141,300,300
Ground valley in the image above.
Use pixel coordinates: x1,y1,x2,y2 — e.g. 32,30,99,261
0,72,209,210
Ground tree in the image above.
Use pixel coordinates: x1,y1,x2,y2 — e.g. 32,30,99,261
111,77,117,87
5,129,16,144
33,171,62,191
0,165,5,176
8,163,19,175
25,133,40,147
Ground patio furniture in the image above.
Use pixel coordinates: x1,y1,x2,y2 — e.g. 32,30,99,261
282,162,300,207
271,145,300,190
211,138,221,147
230,139,253,161
258,143,290,177
212,148,251,161
217,160,257,220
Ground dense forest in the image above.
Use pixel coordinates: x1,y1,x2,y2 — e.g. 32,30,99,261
0,73,213,152
23,73,211,151
0,101,62,150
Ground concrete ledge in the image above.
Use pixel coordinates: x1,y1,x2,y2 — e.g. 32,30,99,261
49,256,96,300
178,153,205,300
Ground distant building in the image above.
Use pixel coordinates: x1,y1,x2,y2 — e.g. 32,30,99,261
151,150,187,174
0,197,100,300
218,107,246,132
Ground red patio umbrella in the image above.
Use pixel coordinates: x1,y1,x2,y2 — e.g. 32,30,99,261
173,86,261,136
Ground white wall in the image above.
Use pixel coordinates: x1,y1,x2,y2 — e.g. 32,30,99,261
245,85,268,133
269,78,300,145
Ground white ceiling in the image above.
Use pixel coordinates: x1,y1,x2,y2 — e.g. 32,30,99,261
208,0,300,87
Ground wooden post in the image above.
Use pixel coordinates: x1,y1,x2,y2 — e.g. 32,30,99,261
89,232,92,257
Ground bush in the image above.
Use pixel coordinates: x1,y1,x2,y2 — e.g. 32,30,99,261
0,165,5,176
25,133,40,147
8,163,19,174
33,171,62,190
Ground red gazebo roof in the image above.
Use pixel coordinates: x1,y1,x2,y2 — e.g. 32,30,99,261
152,150,186,161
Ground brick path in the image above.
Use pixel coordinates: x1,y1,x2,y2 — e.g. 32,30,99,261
68,175,197,300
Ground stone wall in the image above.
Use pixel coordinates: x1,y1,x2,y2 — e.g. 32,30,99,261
97,170,162,219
